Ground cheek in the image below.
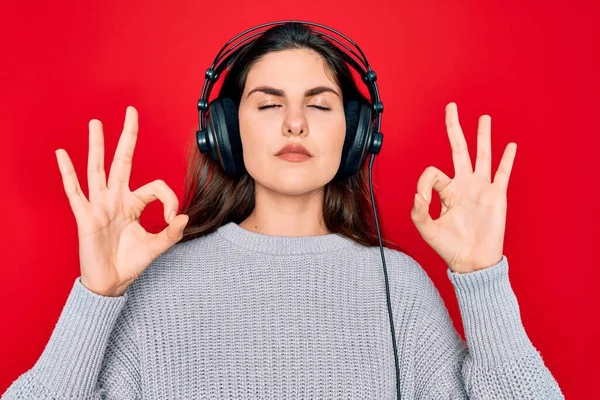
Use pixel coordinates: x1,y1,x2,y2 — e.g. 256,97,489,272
318,116,347,162
238,112,272,170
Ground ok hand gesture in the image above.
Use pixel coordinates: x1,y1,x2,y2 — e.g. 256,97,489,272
55,106,189,296
411,102,517,274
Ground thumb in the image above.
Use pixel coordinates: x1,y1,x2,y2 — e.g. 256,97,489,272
170,214,189,238
149,214,189,255
410,193,439,242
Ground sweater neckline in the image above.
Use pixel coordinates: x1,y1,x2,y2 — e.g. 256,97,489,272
216,221,357,256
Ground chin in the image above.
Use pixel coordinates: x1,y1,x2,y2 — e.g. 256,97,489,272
252,169,335,197
270,183,322,196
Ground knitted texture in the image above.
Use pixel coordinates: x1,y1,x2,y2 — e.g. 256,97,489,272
2,222,564,399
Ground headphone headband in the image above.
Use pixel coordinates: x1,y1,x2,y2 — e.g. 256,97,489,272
196,20,384,141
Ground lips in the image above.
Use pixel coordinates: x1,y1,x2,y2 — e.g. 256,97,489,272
275,143,312,157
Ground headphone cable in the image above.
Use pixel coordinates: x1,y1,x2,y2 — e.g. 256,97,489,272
368,154,401,400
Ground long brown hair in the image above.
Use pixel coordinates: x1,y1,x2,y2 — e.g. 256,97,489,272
180,22,403,251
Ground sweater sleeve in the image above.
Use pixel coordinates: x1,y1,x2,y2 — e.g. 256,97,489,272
1,277,141,399
412,255,564,399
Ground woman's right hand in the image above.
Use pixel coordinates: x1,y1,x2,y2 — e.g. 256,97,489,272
55,106,189,297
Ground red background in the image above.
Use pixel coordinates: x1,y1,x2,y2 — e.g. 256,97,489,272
1,0,598,397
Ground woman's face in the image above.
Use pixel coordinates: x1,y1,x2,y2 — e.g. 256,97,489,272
238,48,346,196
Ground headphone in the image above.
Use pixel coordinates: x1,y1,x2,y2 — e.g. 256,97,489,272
195,20,401,400
195,20,384,179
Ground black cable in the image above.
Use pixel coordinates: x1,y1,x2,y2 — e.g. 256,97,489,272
369,154,401,399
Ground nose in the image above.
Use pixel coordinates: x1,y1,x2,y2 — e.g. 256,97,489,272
282,109,308,137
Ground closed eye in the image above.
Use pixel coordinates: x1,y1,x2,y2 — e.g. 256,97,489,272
257,104,331,111
257,104,280,110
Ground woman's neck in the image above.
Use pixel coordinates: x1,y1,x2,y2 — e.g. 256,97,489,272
240,184,329,237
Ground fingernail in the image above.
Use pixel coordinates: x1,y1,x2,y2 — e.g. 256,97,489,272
414,194,421,211
420,192,428,203
168,211,175,222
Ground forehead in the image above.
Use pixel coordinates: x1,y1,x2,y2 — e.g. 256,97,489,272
244,48,339,90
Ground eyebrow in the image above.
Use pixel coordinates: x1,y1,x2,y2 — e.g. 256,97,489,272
246,85,340,99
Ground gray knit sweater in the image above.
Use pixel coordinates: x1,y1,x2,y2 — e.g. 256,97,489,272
3,222,564,399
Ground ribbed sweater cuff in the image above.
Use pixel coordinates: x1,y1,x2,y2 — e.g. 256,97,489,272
447,256,535,368
31,277,128,397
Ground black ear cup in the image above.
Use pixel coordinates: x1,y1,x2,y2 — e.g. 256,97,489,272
217,98,245,176
204,97,245,177
337,99,374,178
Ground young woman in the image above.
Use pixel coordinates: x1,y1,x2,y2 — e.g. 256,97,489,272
3,22,563,399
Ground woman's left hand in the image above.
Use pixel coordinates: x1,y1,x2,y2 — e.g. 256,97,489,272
410,102,517,274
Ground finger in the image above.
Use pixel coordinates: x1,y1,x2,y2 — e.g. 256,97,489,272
493,142,517,192
108,106,139,189
445,102,473,176
416,166,452,205
132,179,180,224
410,193,440,243
147,214,189,259
474,114,492,182
55,149,89,221
87,119,107,201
